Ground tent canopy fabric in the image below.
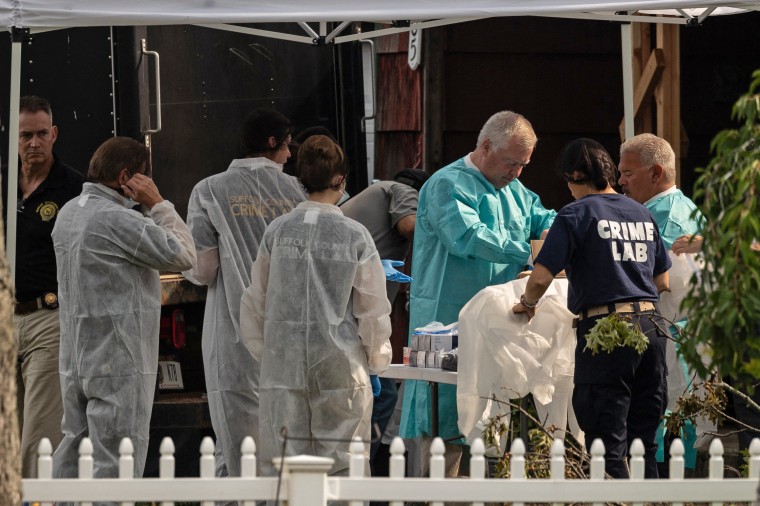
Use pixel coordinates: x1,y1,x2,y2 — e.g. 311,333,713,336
2,0,759,30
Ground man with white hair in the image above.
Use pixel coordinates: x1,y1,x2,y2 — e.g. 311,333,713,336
618,132,707,471
618,133,703,252
400,110,556,475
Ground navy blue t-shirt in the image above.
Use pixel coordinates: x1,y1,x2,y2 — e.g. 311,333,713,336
535,193,670,314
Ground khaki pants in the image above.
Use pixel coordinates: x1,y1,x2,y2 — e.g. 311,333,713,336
16,308,64,478
406,436,464,477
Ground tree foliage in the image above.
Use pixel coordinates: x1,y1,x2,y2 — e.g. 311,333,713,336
681,69,760,385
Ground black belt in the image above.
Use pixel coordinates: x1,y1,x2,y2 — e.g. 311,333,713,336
14,292,59,316
577,301,656,322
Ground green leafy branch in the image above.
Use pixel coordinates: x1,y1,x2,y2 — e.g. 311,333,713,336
680,68,760,386
583,313,649,355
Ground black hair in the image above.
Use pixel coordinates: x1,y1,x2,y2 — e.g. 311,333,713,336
240,108,291,157
20,95,53,118
554,138,617,190
393,168,430,192
294,126,336,144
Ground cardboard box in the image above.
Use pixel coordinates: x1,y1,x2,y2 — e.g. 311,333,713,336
411,322,458,352
426,350,445,368
430,333,457,352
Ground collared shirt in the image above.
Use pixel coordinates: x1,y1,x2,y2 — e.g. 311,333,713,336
341,180,418,302
463,153,482,173
14,157,84,302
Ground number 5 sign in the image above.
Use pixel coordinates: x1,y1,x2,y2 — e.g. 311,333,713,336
408,28,422,70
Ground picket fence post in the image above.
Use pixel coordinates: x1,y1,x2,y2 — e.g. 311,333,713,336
278,454,334,506
510,437,526,506
389,437,406,506
78,438,94,506
37,437,53,506
550,438,564,506
430,437,445,506
118,437,135,506
470,438,486,506
199,436,215,506
630,439,645,506
708,438,725,506
240,436,257,506
349,437,365,506
750,439,760,479
629,438,645,479
160,437,176,506
589,438,605,506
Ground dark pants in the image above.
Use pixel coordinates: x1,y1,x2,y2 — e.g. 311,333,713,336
370,377,398,475
734,386,760,452
573,311,669,479
731,325,760,453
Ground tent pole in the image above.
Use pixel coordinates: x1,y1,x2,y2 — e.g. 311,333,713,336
5,29,25,280
621,23,635,140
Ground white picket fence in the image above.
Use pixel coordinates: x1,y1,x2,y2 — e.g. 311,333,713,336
22,435,760,505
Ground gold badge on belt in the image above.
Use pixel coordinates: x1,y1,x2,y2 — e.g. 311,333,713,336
43,292,58,307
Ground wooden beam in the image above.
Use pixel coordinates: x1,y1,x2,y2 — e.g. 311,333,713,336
656,23,681,183
619,48,665,141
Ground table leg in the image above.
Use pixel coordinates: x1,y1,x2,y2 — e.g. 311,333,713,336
430,381,438,438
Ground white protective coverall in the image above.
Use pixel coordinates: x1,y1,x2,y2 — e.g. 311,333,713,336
51,183,196,480
240,200,392,476
183,157,305,476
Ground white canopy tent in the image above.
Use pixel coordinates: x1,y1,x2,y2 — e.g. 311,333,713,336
3,0,759,272
2,1,759,29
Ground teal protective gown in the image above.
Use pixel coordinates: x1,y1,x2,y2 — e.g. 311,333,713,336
400,157,556,440
645,188,703,249
646,187,703,468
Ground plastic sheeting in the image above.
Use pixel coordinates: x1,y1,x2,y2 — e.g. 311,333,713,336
657,251,710,415
657,251,703,326
456,277,580,447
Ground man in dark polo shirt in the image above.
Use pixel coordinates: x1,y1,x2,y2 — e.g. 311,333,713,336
341,168,429,475
9,95,84,478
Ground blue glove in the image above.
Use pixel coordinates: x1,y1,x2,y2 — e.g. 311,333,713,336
370,375,382,397
381,259,412,283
